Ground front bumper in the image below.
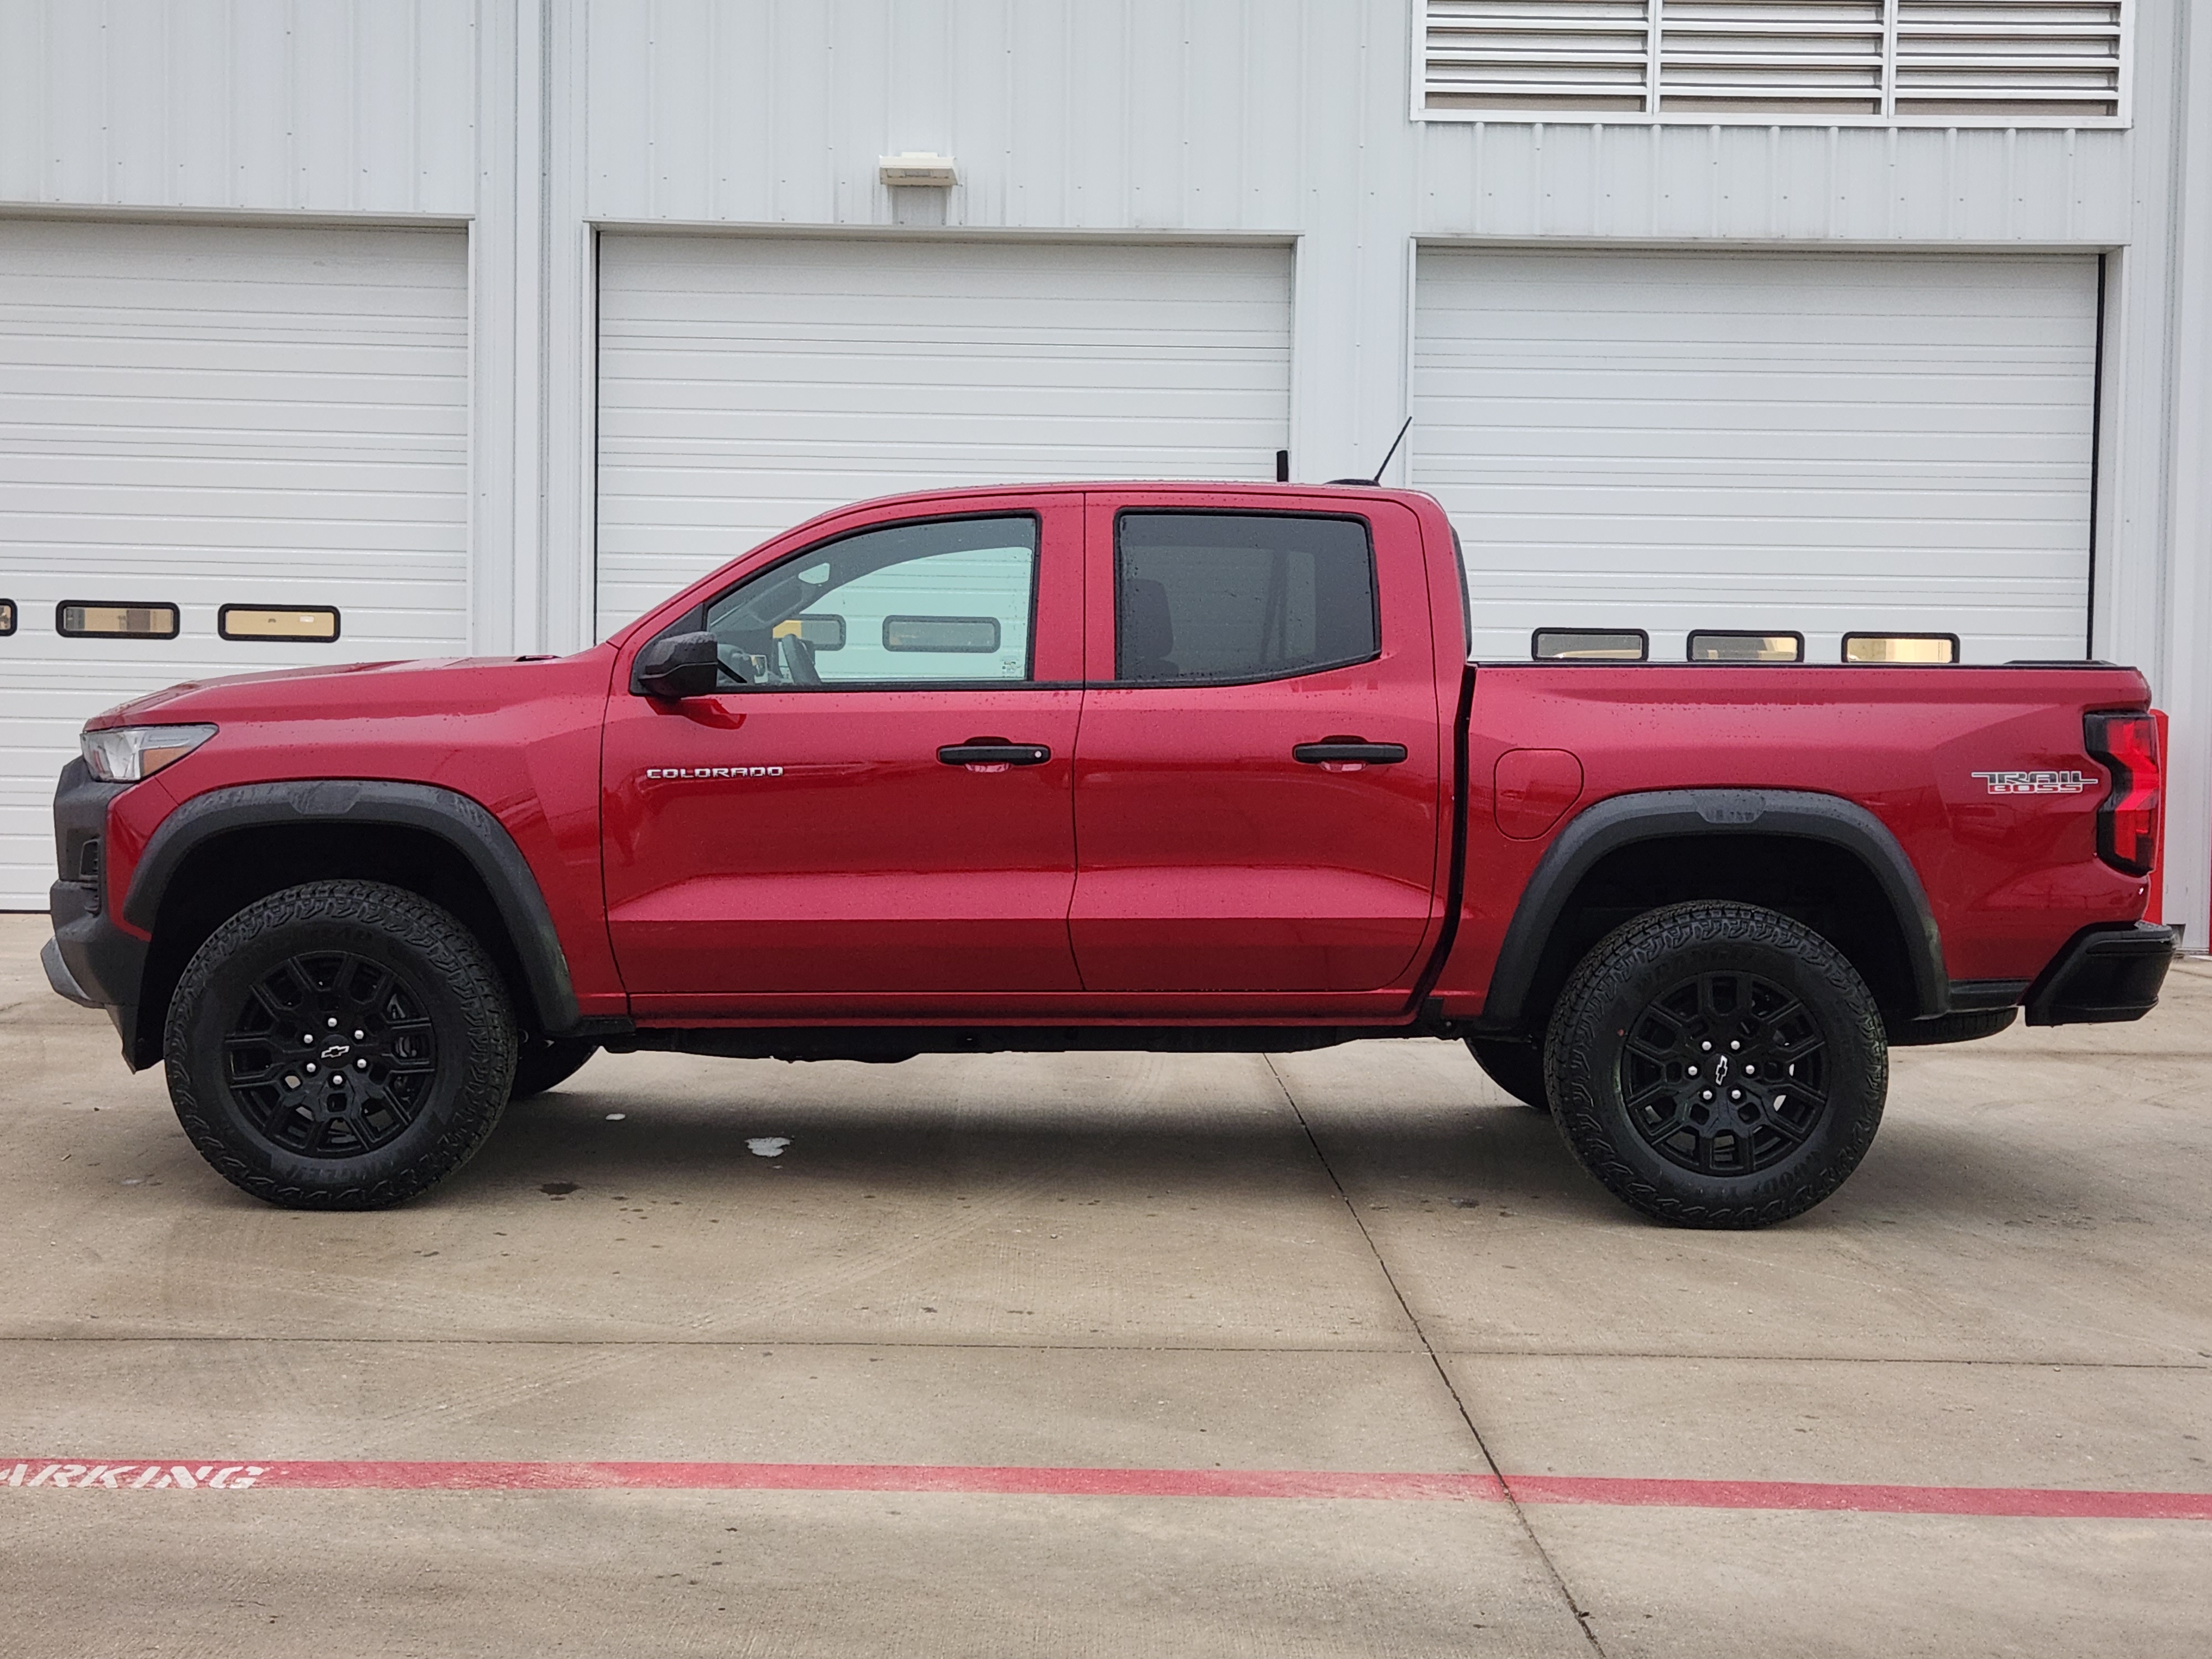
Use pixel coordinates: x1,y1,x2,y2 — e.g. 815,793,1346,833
47,758,143,1062
2023,922,2178,1026
41,936,97,1006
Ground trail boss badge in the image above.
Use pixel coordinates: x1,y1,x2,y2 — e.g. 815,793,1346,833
1970,770,2090,795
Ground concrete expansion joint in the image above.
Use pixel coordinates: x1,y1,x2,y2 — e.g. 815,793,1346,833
1261,1056,1613,1657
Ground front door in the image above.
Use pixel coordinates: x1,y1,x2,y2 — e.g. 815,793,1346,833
1068,496,1446,994
602,502,1084,1015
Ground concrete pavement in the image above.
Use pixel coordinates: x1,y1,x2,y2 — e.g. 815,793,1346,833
3,911,2208,1656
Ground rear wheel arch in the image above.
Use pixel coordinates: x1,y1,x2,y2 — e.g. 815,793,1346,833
1478,790,1944,1042
125,782,578,1069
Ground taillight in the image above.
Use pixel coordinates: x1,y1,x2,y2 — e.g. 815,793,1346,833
2084,710,2161,876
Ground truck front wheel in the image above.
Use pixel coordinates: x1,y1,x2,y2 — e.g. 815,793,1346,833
1545,901,1887,1229
164,880,517,1209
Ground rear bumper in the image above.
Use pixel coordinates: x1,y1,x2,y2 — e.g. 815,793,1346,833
2023,922,2178,1026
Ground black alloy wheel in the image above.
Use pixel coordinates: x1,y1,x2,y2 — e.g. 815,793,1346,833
1546,901,1887,1229
165,880,516,1208
1616,969,1828,1176
223,950,440,1157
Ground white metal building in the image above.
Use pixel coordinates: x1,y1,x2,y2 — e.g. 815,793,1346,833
2,1,2208,943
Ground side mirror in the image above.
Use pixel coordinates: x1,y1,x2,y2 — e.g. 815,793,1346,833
631,630,722,700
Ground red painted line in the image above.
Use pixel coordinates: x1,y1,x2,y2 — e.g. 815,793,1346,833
6,1460,2210,1519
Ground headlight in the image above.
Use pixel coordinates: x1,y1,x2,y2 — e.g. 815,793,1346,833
81,724,217,782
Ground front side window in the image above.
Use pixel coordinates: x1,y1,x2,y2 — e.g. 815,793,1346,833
1115,513,1378,686
703,515,1037,689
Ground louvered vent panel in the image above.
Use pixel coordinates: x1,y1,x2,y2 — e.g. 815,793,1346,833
1419,0,2128,121
1422,1,1653,113
1895,2,2124,118
1658,2,1885,114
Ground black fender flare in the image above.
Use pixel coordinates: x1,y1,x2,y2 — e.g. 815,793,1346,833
124,779,581,1034
1478,788,1948,1031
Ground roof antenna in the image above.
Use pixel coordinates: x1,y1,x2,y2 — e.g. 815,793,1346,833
1329,416,1413,487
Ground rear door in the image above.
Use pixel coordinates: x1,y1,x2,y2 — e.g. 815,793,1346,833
601,500,1084,1013
1067,494,1447,994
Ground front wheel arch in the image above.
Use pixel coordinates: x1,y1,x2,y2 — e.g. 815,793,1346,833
126,781,579,1069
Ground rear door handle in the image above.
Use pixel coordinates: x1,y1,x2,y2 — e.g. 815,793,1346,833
938,737,1053,768
1293,739,1408,765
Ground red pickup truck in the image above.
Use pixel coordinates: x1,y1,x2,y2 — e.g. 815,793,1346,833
44,483,2174,1227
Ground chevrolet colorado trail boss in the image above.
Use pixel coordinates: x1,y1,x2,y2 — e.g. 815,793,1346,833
44,483,2176,1227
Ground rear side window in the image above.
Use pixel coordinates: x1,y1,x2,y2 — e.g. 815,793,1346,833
1115,513,1377,685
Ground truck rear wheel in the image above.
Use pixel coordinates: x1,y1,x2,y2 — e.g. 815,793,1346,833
1545,901,1887,1229
1467,1039,1551,1112
164,880,517,1209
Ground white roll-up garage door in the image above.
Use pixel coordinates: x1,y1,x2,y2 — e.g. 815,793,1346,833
1412,251,2100,664
596,235,1293,632
0,221,468,907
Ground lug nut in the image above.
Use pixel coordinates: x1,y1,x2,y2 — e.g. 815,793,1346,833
355,1058,368,1070
301,1034,315,1044
1730,1089,1743,1102
327,1017,339,1029
1744,1063,1756,1075
305,1063,317,1074
353,1030,364,1040
1700,1041,1713,1052
1687,1065,1699,1077
1701,1089,1714,1102
1730,1040,1741,1051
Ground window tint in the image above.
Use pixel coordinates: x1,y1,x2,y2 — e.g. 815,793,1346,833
703,515,1037,688
1115,513,1376,685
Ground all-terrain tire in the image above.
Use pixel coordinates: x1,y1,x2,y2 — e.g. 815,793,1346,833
1544,901,1887,1229
164,880,517,1209
1467,1038,1551,1112
509,1036,598,1100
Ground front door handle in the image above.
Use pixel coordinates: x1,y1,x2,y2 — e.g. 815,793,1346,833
1293,738,1408,765
938,737,1053,768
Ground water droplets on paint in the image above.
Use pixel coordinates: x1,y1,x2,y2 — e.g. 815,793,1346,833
748,1138,791,1159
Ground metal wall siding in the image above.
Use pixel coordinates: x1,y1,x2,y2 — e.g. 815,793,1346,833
0,221,471,904
0,0,474,215
1412,122,2132,243
582,0,1355,233
574,0,2127,244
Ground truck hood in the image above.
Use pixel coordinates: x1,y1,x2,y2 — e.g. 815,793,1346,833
85,651,617,728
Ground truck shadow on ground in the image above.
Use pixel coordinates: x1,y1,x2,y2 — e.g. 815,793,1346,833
429,1082,2149,1234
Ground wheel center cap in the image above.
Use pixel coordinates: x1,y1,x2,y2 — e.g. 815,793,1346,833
321,1043,351,1061
1712,1055,1730,1085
